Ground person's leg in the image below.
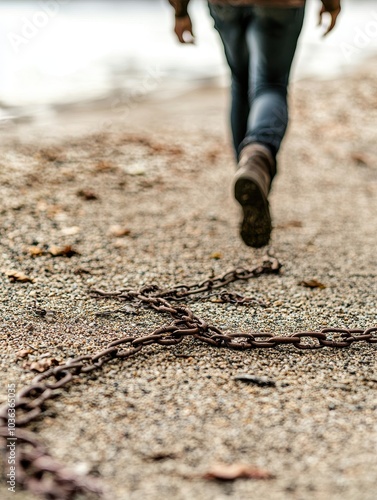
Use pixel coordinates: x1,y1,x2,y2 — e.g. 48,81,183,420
241,6,305,160
234,7,305,248
208,4,252,155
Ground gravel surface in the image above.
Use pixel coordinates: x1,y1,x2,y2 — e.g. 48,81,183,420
1,59,377,500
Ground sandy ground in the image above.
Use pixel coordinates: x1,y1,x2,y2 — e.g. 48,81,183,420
1,58,377,500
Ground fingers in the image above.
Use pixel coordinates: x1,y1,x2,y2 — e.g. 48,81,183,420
319,8,341,37
175,28,194,44
175,28,195,44
318,6,325,27
175,26,185,44
174,16,195,44
323,14,336,36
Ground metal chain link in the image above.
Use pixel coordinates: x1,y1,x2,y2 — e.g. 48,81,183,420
1,257,376,499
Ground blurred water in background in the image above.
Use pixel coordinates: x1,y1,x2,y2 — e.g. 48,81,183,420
0,0,376,120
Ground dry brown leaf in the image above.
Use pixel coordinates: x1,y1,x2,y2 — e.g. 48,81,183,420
299,279,326,289
150,143,183,156
206,147,220,163
3,269,34,283
48,245,79,257
211,252,222,260
77,189,99,201
30,358,59,373
28,246,45,257
37,147,65,163
95,160,116,172
276,220,303,229
203,463,275,481
350,151,372,167
108,225,131,238
120,134,183,156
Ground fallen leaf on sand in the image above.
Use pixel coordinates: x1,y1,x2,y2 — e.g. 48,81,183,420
37,147,65,163
48,245,79,257
203,463,275,481
211,252,222,260
3,270,34,283
95,160,116,172
30,358,59,373
299,279,326,289
206,148,220,163
350,151,373,167
276,220,303,229
77,189,99,200
108,225,131,238
28,246,45,257
120,135,183,156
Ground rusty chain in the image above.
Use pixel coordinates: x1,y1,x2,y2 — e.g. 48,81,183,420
1,257,376,499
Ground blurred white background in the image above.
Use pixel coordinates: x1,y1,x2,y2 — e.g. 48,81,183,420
0,0,376,115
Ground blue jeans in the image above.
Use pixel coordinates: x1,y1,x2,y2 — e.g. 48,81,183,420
208,4,305,160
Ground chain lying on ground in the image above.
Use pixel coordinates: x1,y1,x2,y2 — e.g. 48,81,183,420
1,257,376,499
93,256,280,307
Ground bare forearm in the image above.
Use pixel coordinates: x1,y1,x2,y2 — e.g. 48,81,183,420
322,0,341,11
168,0,190,18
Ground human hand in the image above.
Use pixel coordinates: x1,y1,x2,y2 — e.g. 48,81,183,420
318,5,341,36
174,15,195,44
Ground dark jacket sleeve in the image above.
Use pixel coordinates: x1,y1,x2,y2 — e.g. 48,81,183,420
168,0,190,17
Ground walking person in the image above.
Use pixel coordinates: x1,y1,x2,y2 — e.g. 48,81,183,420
168,0,341,247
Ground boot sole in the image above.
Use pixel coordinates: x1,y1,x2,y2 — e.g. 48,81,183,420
234,177,272,248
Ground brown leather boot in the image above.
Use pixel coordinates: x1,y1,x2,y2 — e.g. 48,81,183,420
233,143,276,248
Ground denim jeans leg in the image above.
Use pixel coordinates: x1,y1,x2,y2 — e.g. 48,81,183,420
208,5,252,156
241,7,305,158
